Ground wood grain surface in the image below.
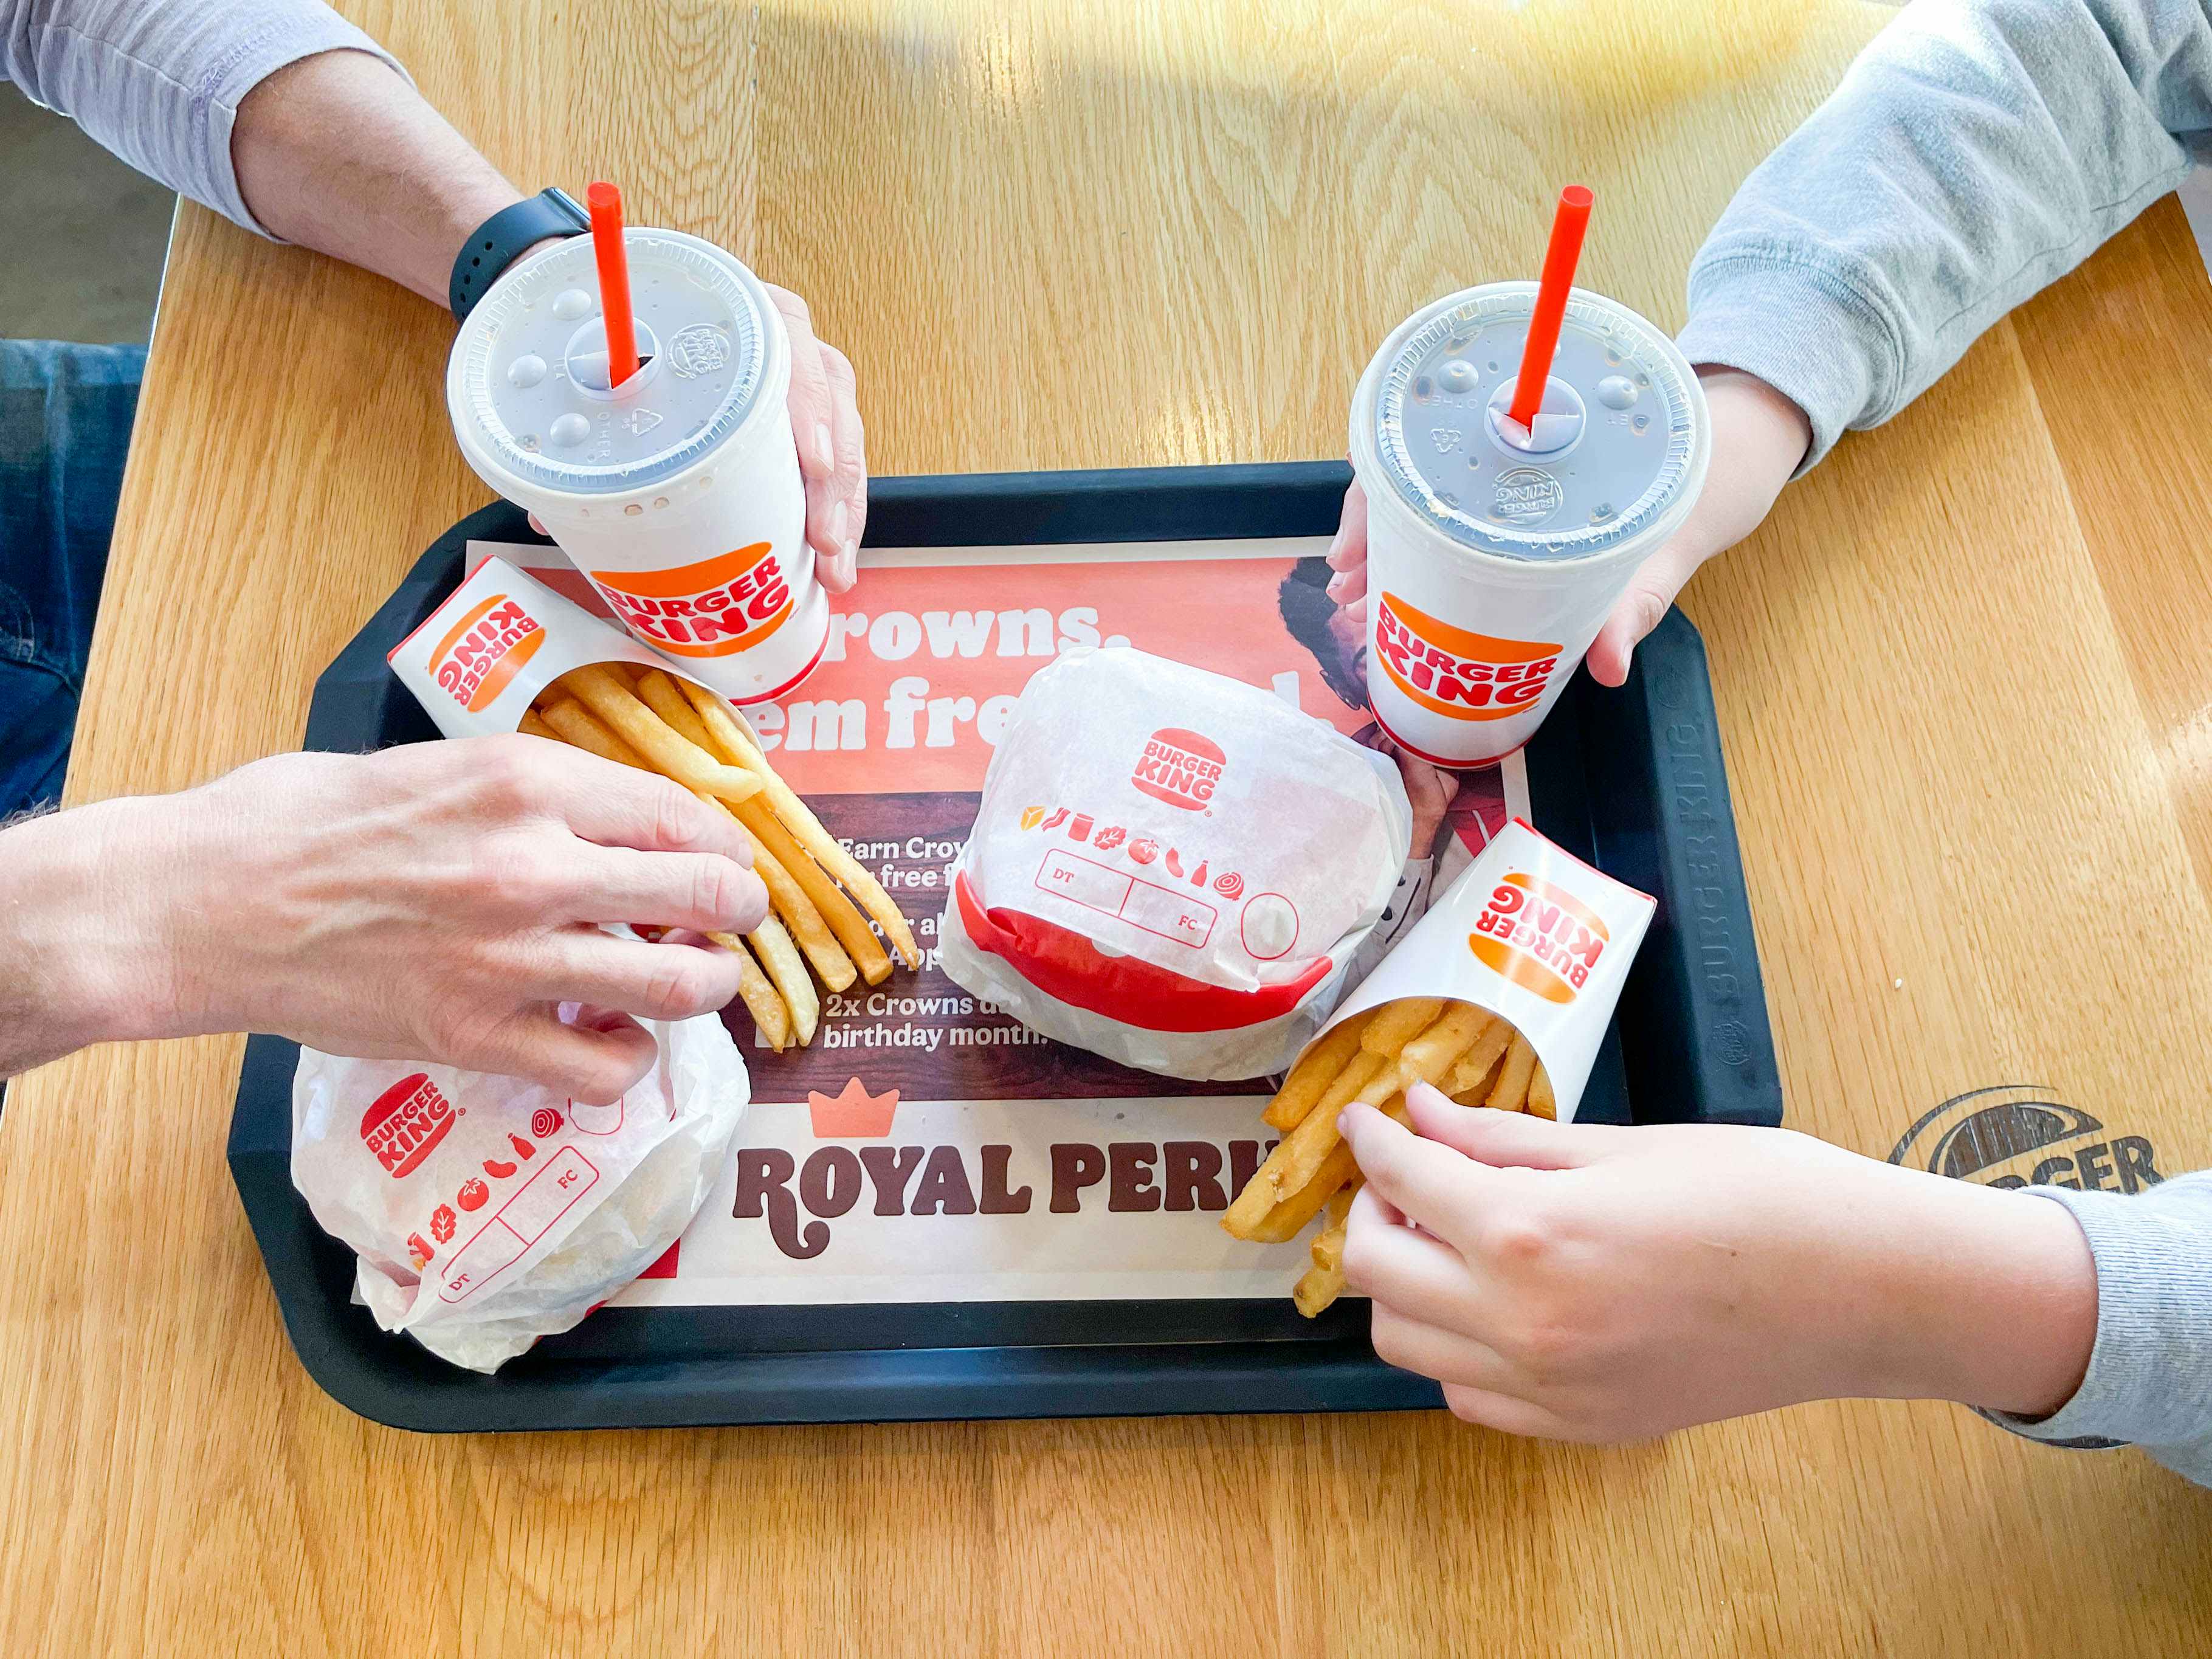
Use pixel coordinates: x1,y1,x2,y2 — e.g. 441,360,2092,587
8,2,2212,1653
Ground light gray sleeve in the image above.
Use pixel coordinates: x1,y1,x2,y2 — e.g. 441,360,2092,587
1977,1174,2212,1486
0,0,410,238
1676,0,2212,471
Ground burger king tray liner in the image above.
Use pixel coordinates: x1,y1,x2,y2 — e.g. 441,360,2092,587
227,461,1778,1432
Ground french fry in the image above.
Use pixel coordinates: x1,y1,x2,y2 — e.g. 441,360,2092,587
1310,1183,1358,1274
557,664,762,805
1488,1032,1538,1114
1261,1012,1374,1131
536,694,830,1026
677,677,922,968
1293,1256,1347,1319
1451,1051,1507,1108
1360,997,1445,1060
633,669,880,986
1246,1143,1359,1244
747,917,820,1045
709,930,791,1050
518,708,561,742
1397,1002,1491,1086
1528,1061,1557,1120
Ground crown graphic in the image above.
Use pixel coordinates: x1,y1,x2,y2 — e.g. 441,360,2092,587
808,1076,900,1137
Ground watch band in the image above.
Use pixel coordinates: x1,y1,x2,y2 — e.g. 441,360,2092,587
449,187,591,321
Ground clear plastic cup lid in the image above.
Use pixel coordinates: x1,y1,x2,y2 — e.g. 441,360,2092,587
450,229,772,495
1369,285,1702,560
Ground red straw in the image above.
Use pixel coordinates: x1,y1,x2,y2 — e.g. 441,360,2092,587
587,181,641,388
1506,184,1594,433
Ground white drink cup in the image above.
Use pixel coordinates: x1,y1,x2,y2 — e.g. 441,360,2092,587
1349,282,1709,768
447,229,827,705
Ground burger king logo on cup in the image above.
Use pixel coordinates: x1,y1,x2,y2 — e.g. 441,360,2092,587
428,593,546,713
1373,592,1560,724
360,1072,457,1179
1132,728,1226,812
590,542,792,659
1468,871,1610,1004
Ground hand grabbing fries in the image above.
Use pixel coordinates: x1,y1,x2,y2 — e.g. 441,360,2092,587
520,662,915,1052
1224,996,1554,1316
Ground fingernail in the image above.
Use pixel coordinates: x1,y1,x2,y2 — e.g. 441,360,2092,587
827,497,848,550
814,423,835,473
1326,573,1349,601
835,542,858,589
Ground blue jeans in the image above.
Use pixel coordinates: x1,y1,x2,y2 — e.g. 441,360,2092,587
1,340,145,818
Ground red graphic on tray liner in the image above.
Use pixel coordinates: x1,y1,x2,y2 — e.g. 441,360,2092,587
436,1147,602,1304
530,1108,563,1139
1132,728,1225,810
808,1077,900,1137
361,1072,455,1179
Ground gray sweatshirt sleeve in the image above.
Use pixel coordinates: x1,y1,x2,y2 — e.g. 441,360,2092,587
0,0,410,238
1676,0,2212,470
1978,1176,2212,1485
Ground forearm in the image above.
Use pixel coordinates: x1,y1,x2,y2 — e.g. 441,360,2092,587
0,798,178,1077
230,47,523,305
1679,0,2212,470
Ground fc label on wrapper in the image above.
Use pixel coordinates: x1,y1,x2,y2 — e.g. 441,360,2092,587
1309,819,1653,1122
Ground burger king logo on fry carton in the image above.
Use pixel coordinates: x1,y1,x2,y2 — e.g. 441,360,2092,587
427,593,546,712
590,542,792,659
1373,592,1559,723
1131,728,1225,811
360,1072,456,1179
1469,871,1610,1004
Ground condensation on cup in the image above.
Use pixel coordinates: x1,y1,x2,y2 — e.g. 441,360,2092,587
1349,282,1710,768
447,230,825,705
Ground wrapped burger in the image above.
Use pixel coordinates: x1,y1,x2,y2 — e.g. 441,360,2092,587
940,646,1411,1080
292,1001,747,1373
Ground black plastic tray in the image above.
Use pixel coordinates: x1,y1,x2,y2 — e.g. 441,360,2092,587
227,462,1778,1431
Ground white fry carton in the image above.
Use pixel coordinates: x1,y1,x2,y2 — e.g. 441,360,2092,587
1315,819,1655,1120
385,556,714,737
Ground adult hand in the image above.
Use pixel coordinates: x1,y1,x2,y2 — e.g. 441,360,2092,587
9,737,771,1100
767,283,867,595
1322,368,1811,687
1335,1085,2098,1443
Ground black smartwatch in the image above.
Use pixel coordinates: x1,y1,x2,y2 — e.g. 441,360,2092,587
449,187,592,321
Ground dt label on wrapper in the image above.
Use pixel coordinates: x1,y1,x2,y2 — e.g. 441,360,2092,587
1310,819,1653,1122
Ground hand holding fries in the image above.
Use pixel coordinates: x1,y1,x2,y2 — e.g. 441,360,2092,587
520,661,917,1051
1224,995,1554,1315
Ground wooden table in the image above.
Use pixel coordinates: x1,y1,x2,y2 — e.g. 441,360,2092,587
7,2,2212,1651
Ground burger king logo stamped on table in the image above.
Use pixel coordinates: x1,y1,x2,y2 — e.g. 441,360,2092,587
1373,591,1559,723
1469,871,1611,1004
590,541,793,658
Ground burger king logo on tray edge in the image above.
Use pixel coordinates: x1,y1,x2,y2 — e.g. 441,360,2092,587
361,1072,457,1178
1469,871,1610,1004
428,593,545,712
1132,728,1226,811
1374,591,1559,723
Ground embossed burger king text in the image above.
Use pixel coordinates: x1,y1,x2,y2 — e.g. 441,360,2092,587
1469,872,1610,1004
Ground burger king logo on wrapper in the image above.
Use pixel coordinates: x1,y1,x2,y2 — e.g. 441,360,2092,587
1131,728,1225,811
427,593,545,712
1373,592,1559,723
1469,872,1610,1004
360,1072,456,1179
590,542,792,659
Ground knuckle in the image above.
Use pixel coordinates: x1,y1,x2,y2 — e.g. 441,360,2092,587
469,837,559,914
477,738,551,814
1443,1385,1489,1427
689,856,742,925
643,951,719,1019
1499,1310,1585,1377
1483,1210,1552,1271
646,779,709,850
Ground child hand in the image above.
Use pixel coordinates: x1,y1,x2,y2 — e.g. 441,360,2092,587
1335,1085,2098,1443
1322,368,1811,686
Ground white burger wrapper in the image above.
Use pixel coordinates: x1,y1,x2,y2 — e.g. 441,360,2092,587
385,554,717,739
292,1006,749,1373
940,646,1412,1080
1316,818,1655,1120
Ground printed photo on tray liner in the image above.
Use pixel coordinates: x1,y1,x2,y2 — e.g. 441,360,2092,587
464,539,1526,1306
